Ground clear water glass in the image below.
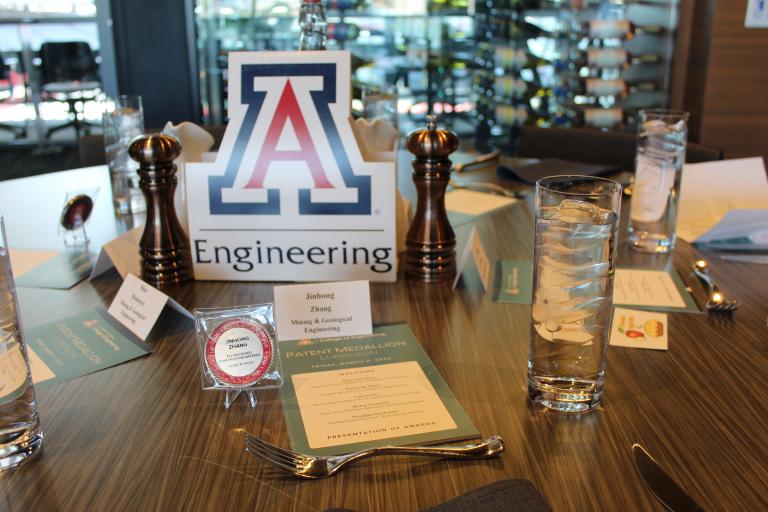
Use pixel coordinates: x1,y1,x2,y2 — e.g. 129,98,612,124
0,216,43,469
628,109,689,253
362,85,399,131
528,176,621,413
103,95,145,215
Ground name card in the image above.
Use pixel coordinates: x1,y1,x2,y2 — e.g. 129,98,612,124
452,226,492,291
107,274,192,341
273,280,372,341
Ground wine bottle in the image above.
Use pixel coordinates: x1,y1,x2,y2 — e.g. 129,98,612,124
327,22,360,42
494,46,528,71
494,76,529,100
589,19,665,39
326,0,367,11
298,0,327,51
583,78,659,97
587,48,662,68
495,104,529,126
578,107,636,129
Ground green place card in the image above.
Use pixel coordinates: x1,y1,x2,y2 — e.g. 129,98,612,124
279,323,479,456
447,211,475,228
16,251,93,290
494,260,700,314
613,267,700,314
25,309,151,388
494,260,533,304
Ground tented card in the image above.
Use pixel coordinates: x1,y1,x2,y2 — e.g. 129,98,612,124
273,280,372,341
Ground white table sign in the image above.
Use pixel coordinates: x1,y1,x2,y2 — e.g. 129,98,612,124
452,226,492,291
273,280,372,341
186,51,397,282
107,274,192,340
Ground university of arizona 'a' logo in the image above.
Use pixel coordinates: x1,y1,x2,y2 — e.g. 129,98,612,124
208,60,370,215
185,51,396,283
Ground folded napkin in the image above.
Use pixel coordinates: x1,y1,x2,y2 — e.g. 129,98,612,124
498,159,620,185
325,479,550,512
162,121,216,233
350,116,412,255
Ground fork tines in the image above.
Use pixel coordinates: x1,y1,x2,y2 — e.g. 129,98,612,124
708,301,741,313
245,435,304,473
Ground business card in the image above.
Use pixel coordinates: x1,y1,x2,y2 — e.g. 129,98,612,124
610,307,668,350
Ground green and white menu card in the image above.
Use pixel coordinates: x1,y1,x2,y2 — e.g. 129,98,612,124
279,323,479,456
25,309,151,387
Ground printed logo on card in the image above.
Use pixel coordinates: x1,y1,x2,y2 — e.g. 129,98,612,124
185,51,397,282
209,62,371,216
616,313,665,340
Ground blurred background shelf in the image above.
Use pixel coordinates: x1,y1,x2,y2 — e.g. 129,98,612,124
0,0,767,178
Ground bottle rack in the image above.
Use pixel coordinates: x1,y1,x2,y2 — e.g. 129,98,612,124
472,0,679,151
194,0,679,147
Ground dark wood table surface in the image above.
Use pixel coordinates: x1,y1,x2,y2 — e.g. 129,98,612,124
0,158,766,511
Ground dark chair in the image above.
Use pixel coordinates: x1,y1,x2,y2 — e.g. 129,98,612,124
516,126,723,171
0,55,25,139
39,41,101,140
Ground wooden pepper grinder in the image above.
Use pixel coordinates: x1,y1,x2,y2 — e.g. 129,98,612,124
128,134,194,287
404,115,460,282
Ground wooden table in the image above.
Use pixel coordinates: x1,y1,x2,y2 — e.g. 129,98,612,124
1,162,767,511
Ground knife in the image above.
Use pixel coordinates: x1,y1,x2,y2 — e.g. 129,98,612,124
632,444,705,512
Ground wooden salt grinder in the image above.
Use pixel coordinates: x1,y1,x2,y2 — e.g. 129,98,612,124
404,115,460,282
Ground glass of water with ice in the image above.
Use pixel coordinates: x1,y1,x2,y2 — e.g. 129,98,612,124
0,216,43,469
628,109,689,253
103,95,145,215
528,176,621,413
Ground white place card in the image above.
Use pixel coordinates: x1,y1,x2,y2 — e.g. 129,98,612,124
8,249,59,276
677,157,768,243
452,226,492,291
273,280,372,341
610,307,668,351
445,189,517,217
90,227,142,281
107,273,192,341
613,269,686,309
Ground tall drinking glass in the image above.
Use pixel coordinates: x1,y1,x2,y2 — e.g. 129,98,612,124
103,95,145,215
362,84,399,131
0,216,43,469
628,109,689,253
528,176,621,413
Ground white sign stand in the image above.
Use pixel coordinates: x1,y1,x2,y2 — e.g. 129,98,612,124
186,51,397,282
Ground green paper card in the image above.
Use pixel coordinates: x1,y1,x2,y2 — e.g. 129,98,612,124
25,309,151,388
494,261,700,313
495,260,533,304
16,251,93,290
613,267,700,313
446,189,519,228
447,211,475,228
279,323,479,456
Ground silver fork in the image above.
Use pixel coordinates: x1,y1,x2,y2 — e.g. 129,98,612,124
244,434,504,478
691,259,741,313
